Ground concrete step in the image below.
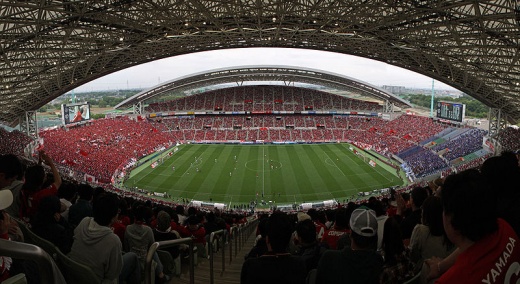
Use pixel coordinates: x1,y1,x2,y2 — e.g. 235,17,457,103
171,229,258,284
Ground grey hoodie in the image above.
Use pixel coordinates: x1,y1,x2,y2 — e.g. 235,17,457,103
68,217,122,284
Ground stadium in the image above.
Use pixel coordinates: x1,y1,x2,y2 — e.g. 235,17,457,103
0,2,520,284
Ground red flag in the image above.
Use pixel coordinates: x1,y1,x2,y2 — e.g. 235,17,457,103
79,150,88,156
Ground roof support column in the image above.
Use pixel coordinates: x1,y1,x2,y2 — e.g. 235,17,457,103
383,100,394,113
19,111,38,139
488,108,507,137
133,101,143,114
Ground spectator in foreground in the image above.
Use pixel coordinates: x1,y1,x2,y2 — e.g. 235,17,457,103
31,195,73,254
241,211,306,284
19,151,62,222
435,169,520,283
380,217,414,284
69,193,141,284
408,196,454,273
68,183,93,227
1,154,24,219
293,219,327,273
315,207,383,284
244,217,268,260
395,186,428,243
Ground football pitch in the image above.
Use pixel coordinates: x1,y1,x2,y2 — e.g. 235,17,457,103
124,143,403,205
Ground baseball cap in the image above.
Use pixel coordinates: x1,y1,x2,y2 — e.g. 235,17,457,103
0,189,13,211
350,207,378,237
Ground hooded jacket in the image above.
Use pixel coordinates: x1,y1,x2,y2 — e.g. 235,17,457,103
68,217,122,284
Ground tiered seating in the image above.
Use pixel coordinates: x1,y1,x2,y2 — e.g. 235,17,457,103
144,85,385,113
496,127,520,152
0,128,33,156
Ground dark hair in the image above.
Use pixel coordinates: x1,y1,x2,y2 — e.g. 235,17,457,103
257,218,268,237
0,154,23,180
175,205,185,215
266,212,293,253
77,184,94,200
93,193,119,226
334,208,348,229
35,195,61,222
411,186,428,208
367,199,386,217
58,182,78,201
133,205,148,223
307,208,318,220
481,153,520,196
421,196,452,248
23,165,46,191
442,169,497,242
206,211,216,223
382,217,404,265
351,231,377,250
421,196,443,236
296,219,317,244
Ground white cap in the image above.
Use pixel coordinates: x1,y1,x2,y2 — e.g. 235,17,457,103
350,207,378,237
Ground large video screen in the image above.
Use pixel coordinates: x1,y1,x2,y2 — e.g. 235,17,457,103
61,102,91,125
436,101,465,123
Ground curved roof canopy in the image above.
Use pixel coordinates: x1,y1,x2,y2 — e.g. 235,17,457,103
115,65,411,109
1,1,519,125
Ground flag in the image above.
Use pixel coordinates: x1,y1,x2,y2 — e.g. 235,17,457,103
79,149,88,156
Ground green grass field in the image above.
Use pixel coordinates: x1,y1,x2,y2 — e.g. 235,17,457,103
124,143,403,205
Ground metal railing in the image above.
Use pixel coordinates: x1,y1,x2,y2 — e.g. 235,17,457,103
144,238,195,284
208,229,225,284
0,239,56,284
229,226,238,262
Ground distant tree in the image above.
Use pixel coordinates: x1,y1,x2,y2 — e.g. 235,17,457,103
91,113,105,120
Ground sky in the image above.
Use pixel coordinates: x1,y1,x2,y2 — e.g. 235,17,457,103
75,48,457,93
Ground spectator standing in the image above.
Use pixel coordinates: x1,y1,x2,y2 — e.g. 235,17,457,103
315,207,383,284
1,154,24,219
152,211,180,259
321,208,350,250
31,195,73,254
380,217,414,284
19,151,62,222
294,219,327,273
436,169,520,283
408,196,454,272
395,186,428,243
57,182,77,221
68,193,141,284
241,212,306,284
68,183,93,227
125,205,170,283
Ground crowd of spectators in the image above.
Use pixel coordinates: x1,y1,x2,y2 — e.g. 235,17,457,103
39,117,176,182
400,147,449,178
0,108,492,187
0,128,32,156
432,128,487,161
495,126,520,152
146,85,384,113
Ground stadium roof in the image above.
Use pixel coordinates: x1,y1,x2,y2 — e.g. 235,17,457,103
114,65,412,109
1,1,519,126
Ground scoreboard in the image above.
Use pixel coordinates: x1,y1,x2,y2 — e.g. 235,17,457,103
61,102,91,125
436,101,465,122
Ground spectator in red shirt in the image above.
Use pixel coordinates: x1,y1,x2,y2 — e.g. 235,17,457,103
322,208,350,250
20,151,61,222
435,169,520,283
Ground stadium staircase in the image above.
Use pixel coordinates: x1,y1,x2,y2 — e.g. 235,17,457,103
170,222,258,284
